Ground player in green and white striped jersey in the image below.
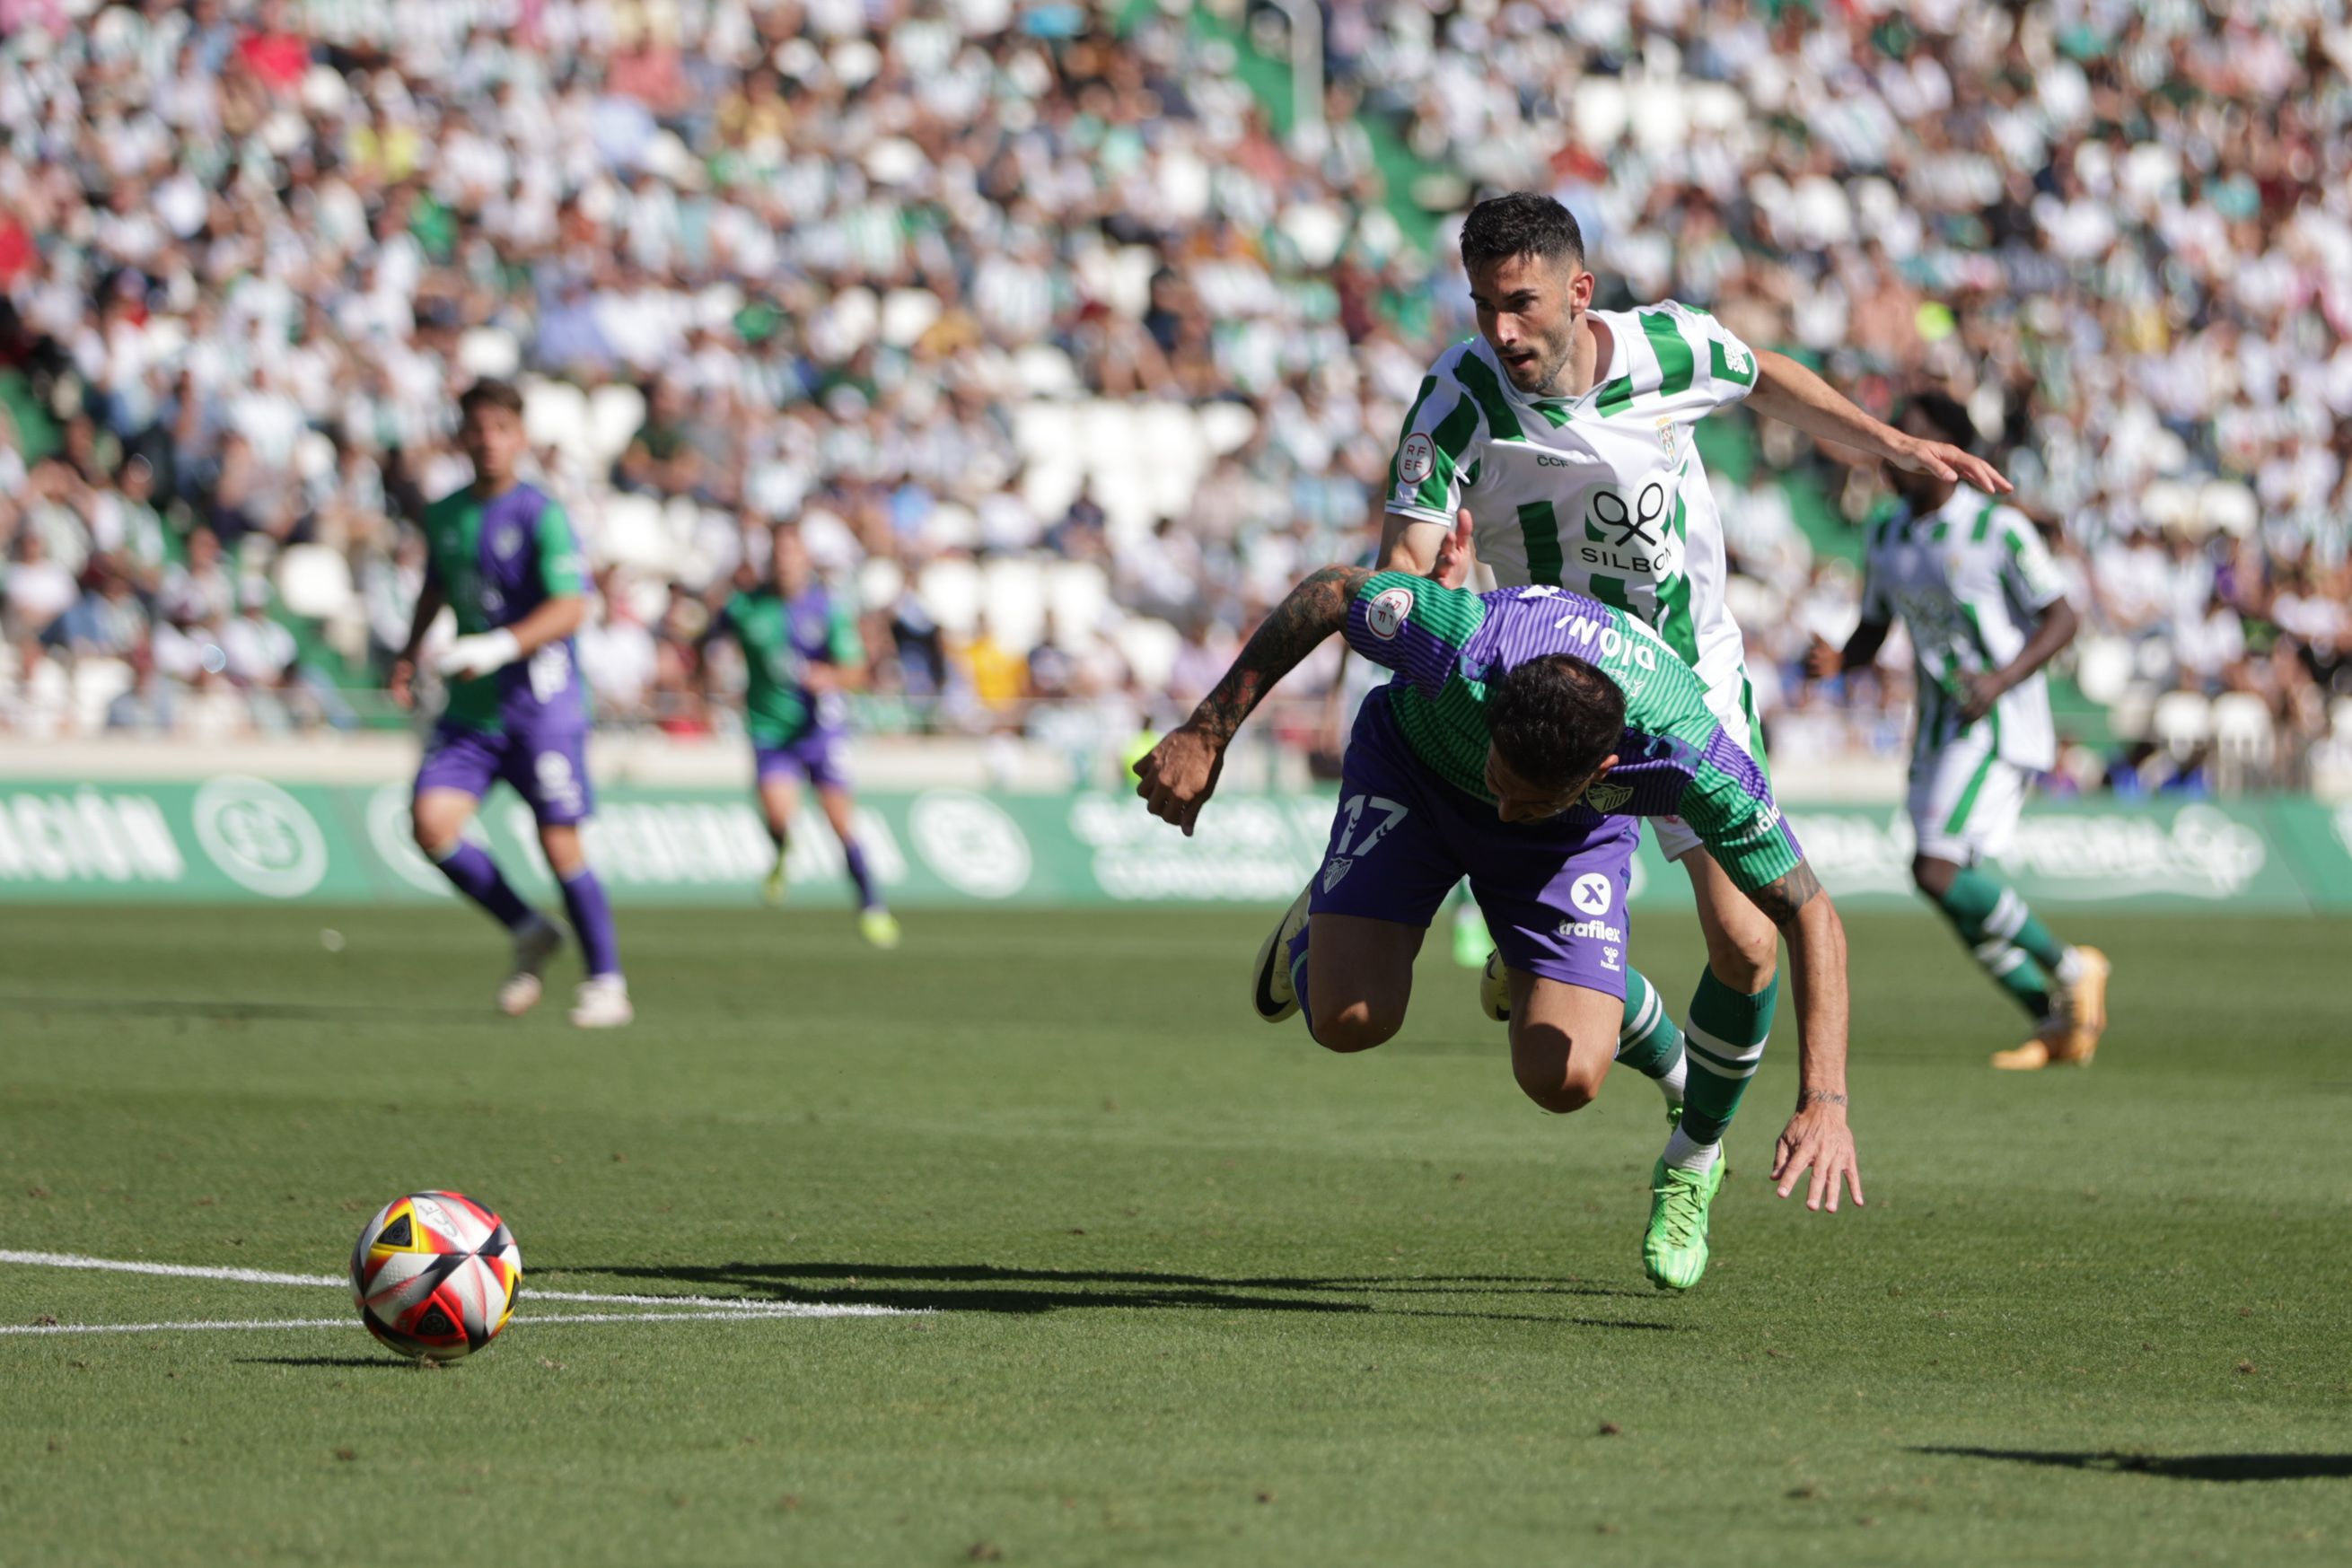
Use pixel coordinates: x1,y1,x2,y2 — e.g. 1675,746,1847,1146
1812,393,2110,1071
1377,193,2011,1161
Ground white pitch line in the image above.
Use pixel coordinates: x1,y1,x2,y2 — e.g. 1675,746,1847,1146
0,1250,916,1316
0,1303,920,1337
1,1250,341,1289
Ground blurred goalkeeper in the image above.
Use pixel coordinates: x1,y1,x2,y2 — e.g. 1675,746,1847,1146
390,379,631,1029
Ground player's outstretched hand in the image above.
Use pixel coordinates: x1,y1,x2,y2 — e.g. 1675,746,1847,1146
1771,1099,1864,1213
1803,634,1843,683
1134,723,1225,837
1432,508,1478,589
1886,434,2013,496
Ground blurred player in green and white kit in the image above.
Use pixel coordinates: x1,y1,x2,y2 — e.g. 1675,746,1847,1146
1810,392,2109,1070
1374,193,2010,1196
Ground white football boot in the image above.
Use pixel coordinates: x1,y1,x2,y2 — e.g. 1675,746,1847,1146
497,918,565,1017
568,975,635,1029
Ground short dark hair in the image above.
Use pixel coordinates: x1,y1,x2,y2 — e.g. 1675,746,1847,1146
458,378,525,419
1460,192,1585,274
1486,653,1626,793
1900,389,1976,453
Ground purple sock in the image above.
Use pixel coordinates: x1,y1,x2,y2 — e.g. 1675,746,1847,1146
841,838,882,911
559,868,623,979
1286,921,1314,1033
431,841,532,931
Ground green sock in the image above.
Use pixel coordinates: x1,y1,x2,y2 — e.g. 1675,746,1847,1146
1933,867,2061,1021
1616,969,1687,1099
1679,968,1778,1145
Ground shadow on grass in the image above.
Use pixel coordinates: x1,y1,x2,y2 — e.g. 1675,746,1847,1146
1914,1448,2352,1482
4,994,486,1024
236,1356,422,1370
576,1260,1681,1330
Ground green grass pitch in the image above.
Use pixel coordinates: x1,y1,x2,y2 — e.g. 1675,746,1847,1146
2,902,2348,1565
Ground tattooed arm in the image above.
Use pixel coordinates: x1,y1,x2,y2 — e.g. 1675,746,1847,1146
1750,860,1865,1213
1135,565,1373,836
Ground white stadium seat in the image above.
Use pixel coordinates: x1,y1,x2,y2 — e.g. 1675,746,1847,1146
459,327,522,379
1046,561,1110,651
73,656,134,733
917,557,984,640
276,544,356,619
593,493,670,573
2150,690,2212,757
523,379,592,462
980,556,1048,651
587,382,649,470
1110,615,1181,691
2073,636,2135,705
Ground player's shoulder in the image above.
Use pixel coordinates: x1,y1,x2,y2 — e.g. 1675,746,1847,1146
511,482,561,522
422,486,470,523
1425,335,1495,385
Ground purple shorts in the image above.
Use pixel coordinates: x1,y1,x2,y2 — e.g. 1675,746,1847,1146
415,722,594,827
753,730,849,792
1309,689,1637,998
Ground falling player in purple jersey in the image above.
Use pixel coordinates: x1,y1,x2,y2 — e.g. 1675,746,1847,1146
390,380,631,1028
703,523,900,947
1136,520,1862,1289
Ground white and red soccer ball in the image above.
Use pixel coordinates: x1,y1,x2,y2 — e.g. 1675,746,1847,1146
349,1190,522,1362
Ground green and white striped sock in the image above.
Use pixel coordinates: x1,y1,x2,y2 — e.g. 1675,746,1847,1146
1934,867,2066,1021
1671,968,1779,1161
1616,968,1687,1105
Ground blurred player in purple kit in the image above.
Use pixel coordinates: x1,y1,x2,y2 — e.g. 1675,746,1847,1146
704,523,900,948
390,380,632,1028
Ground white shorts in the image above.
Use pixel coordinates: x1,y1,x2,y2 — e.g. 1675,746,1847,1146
1907,731,2031,864
1651,671,1761,864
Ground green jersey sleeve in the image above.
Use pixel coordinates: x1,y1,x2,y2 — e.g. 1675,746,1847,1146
1997,511,2067,614
1342,570,1486,691
826,597,865,667
1384,347,1494,529
536,502,584,598
1669,735,1805,899
1646,300,1760,412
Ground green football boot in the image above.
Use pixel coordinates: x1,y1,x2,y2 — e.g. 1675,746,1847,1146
1644,1155,1725,1292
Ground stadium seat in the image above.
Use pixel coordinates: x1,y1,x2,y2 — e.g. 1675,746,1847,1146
1196,401,1258,457
72,656,134,732
276,544,356,619
587,383,649,471
2211,692,2276,782
1014,345,1081,397
856,557,906,616
981,557,1049,652
1046,562,1110,652
880,287,942,349
593,493,671,573
2199,479,2259,537
459,327,522,380
1110,615,1181,690
294,430,338,484
2211,692,2272,743
916,557,984,639
2074,636,2136,705
524,380,592,462
2151,690,2213,758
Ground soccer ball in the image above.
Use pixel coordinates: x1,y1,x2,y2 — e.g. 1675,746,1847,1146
349,1190,522,1362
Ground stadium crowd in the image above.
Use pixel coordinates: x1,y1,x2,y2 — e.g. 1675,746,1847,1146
0,0,2348,794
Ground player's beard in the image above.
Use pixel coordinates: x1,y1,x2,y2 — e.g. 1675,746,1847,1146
1502,309,1582,397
